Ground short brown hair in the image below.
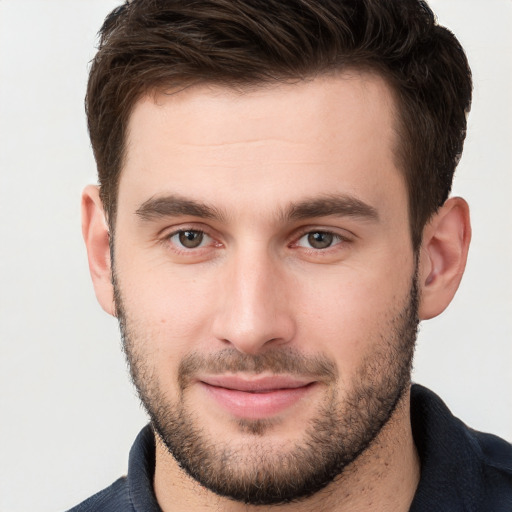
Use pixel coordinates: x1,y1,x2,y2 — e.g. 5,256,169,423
86,0,472,249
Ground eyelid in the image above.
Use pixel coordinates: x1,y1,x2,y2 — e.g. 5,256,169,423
157,223,354,257
290,225,354,244
169,229,211,249
295,231,344,249
160,223,222,253
160,221,216,238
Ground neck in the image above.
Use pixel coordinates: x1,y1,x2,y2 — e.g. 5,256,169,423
153,388,420,512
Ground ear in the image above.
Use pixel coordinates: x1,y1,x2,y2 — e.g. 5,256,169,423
418,197,471,320
81,185,115,316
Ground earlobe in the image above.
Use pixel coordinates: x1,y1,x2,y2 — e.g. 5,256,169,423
418,197,471,320
81,185,116,316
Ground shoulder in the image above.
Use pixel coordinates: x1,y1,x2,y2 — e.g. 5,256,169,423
413,384,512,472
66,476,132,512
467,428,512,501
470,428,512,472
410,384,512,511
66,425,160,512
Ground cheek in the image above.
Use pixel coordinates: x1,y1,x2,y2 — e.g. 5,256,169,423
293,260,413,375
117,257,219,358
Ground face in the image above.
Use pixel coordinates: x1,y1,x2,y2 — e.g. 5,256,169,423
113,73,419,504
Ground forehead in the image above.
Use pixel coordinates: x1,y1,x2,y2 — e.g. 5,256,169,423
127,71,398,150
119,72,405,220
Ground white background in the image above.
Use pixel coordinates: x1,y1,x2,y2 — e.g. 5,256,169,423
0,1,511,511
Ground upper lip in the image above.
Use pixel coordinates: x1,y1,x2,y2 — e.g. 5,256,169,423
199,375,315,392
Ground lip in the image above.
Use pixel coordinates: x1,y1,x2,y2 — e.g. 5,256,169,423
198,375,316,420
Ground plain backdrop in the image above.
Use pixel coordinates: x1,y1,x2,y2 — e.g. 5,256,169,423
0,1,511,511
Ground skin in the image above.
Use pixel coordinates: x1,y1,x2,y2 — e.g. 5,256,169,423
82,72,471,511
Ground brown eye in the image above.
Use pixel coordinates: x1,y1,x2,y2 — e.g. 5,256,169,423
306,231,334,249
296,231,343,250
174,230,205,249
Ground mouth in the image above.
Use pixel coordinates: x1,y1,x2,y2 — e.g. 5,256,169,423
198,375,317,420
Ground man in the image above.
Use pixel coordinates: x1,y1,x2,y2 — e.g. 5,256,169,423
71,0,512,510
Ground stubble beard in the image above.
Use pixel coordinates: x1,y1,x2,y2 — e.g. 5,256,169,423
114,271,419,506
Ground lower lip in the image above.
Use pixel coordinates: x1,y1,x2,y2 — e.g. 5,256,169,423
200,382,315,420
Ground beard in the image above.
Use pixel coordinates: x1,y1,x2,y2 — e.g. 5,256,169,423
114,270,419,506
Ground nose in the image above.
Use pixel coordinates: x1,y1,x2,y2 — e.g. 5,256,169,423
212,248,296,355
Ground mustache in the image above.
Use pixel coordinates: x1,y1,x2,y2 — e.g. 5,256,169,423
178,348,338,389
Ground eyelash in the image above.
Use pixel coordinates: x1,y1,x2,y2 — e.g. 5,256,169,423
165,228,218,253
292,230,349,252
161,226,352,256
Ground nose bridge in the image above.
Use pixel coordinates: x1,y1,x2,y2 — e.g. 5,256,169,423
213,242,294,353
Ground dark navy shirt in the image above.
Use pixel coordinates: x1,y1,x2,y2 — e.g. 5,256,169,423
67,385,512,511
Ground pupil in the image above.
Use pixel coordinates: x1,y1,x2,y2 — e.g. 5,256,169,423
179,230,203,248
308,232,333,249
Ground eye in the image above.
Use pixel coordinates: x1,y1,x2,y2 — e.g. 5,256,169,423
169,229,210,249
296,231,342,250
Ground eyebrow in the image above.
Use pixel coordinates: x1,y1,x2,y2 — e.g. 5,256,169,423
135,195,226,222
285,194,379,222
135,193,378,223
